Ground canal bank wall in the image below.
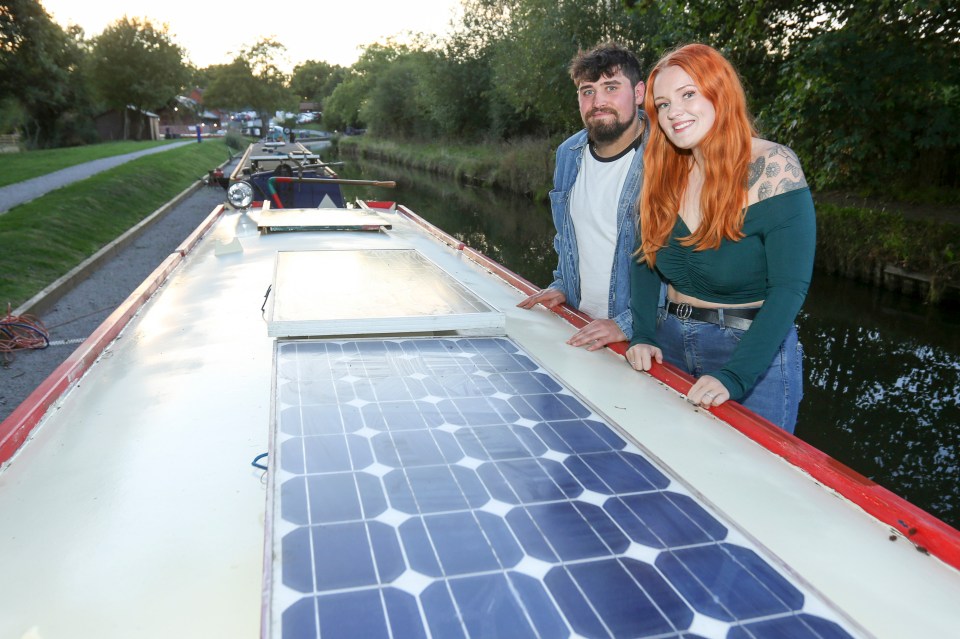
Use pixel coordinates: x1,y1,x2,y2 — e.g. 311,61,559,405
337,136,960,305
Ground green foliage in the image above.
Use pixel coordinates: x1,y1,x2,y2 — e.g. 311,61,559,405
89,16,189,134
0,0,97,147
768,3,960,190
204,39,293,132
323,71,368,131
816,203,960,302
290,60,347,105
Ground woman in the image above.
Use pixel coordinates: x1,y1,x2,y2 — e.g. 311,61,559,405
626,43,815,433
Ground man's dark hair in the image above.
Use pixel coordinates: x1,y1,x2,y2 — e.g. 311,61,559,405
569,41,643,88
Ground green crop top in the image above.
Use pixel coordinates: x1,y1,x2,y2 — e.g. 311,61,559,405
630,187,816,400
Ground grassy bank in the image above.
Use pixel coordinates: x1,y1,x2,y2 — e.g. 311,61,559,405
339,135,960,304
338,135,558,200
816,203,960,303
0,140,232,309
0,139,185,188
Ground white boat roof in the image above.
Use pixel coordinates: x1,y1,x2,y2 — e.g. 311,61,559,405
1,203,958,638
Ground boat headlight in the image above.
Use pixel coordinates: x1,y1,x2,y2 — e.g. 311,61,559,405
227,181,254,209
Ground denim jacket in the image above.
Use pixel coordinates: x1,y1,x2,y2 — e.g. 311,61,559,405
547,115,648,339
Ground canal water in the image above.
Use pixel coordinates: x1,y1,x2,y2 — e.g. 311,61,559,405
331,154,960,531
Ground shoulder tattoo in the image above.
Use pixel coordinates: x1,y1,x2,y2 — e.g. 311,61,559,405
756,145,808,200
747,156,764,188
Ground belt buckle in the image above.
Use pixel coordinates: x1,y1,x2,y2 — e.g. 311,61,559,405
675,302,693,320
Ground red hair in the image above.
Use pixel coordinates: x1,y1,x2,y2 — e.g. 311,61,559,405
638,44,757,267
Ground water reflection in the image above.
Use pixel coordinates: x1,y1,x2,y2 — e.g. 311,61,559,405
337,158,557,287
797,276,960,527
336,155,960,530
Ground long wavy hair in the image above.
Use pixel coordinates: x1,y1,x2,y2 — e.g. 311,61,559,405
638,44,757,267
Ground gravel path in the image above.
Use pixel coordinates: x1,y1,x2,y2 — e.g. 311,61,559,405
0,164,235,423
0,141,195,213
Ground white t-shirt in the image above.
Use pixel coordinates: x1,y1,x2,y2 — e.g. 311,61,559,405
569,142,636,319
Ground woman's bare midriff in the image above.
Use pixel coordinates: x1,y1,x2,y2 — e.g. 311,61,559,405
667,285,764,309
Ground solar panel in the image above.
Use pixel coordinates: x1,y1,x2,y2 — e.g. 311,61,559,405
265,337,860,638
265,250,505,338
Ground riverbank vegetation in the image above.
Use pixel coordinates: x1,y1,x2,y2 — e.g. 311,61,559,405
338,132,960,305
319,0,958,200
0,140,231,308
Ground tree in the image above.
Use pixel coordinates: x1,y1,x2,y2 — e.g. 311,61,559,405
89,16,188,139
0,0,96,147
290,60,347,107
203,38,292,137
770,1,960,189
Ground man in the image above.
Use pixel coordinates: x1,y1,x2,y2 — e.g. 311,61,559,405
517,41,648,351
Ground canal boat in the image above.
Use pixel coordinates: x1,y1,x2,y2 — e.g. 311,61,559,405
1,184,959,637
227,139,347,210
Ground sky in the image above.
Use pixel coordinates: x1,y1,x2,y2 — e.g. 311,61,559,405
39,0,464,70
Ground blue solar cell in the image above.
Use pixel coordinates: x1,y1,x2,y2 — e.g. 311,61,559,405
290,379,339,405
311,521,382,589
372,429,463,467
511,501,629,561
424,374,498,399
399,517,444,576
384,465,489,513
567,558,694,636
423,511,517,575
421,582,468,639
280,527,314,592
438,396,519,425
727,613,855,639
605,492,728,548
285,472,387,524
281,404,356,436
268,338,857,639
489,370,563,395
448,573,547,638
656,543,803,620
281,597,317,639
564,451,670,494
380,589,429,639
315,590,391,638
301,433,371,473
456,423,547,460
511,393,589,422
478,458,582,504
535,418,626,454
506,572,570,638
364,400,445,431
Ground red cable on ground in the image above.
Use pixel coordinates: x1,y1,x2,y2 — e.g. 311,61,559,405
1,303,50,363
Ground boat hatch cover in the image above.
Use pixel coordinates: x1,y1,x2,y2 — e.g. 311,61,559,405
257,208,392,233
265,249,505,338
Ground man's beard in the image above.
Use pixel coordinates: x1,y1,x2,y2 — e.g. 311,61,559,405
585,110,633,144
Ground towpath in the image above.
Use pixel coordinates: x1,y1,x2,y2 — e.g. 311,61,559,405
0,141,195,214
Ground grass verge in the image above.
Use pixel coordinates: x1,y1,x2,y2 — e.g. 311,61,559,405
0,140,231,309
0,139,185,188
337,135,558,200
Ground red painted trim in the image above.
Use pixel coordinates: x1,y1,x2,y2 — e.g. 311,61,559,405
0,253,183,465
394,203,960,571
176,204,225,256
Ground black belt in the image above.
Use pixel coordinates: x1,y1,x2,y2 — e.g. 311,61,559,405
665,301,760,331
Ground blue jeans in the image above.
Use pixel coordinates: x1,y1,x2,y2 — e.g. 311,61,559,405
656,309,804,433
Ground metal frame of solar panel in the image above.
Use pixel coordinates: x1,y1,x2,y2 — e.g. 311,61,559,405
264,336,862,639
